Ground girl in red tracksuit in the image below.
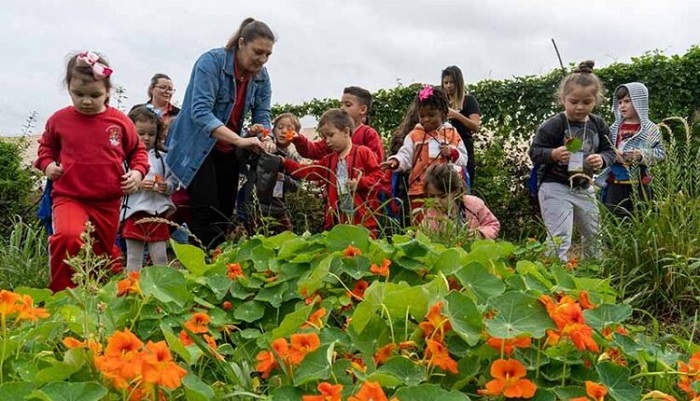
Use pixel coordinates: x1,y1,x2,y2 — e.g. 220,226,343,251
280,109,384,236
34,51,149,292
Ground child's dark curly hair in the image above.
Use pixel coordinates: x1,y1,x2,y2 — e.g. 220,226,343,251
416,85,450,120
128,105,165,152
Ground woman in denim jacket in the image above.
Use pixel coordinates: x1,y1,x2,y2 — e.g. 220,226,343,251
166,18,276,248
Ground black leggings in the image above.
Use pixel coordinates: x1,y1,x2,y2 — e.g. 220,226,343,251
187,150,240,249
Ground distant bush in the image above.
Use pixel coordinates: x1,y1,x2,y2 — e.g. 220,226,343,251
0,137,39,236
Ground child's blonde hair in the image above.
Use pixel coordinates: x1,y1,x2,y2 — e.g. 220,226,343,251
556,60,605,105
423,164,466,197
273,112,301,131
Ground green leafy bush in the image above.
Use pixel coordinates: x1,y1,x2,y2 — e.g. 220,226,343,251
0,138,38,235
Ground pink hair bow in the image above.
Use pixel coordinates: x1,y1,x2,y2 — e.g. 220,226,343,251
418,85,433,101
76,51,113,79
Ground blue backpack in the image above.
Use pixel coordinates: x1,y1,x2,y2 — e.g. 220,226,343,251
37,180,54,234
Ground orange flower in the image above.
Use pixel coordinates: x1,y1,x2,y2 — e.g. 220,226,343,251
303,308,326,329
204,334,218,350
288,332,321,365
478,358,537,399
343,245,362,257
348,280,368,301
0,290,20,316
285,130,296,142
179,330,194,346
222,301,233,311
642,390,678,400
570,398,590,401
348,381,388,401
256,350,278,379
602,324,628,339
486,336,532,356
261,128,270,138
419,301,451,342
370,259,391,277
63,337,86,349
117,271,141,297
141,341,187,389
211,247,222,262
94,329,145,389
303,382,343,401
14,294,50,321
425,339,458,374
540,294,599,353
184,312,210,334
373,343,396,366
678,351,700,398
601,347,627,366
578,290,595,309
227,263,245,280
271,337,290,362
566,257,579,270
586,381,608,401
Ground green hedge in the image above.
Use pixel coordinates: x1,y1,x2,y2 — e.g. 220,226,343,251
273,46,700,140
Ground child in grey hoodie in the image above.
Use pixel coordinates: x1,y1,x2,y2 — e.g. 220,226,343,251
595,82,665,216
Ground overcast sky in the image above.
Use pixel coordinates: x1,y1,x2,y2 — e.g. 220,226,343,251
1,0,697,135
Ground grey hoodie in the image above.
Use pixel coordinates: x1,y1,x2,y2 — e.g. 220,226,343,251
595,82,665,187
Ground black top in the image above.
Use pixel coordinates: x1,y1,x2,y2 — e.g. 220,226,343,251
449,94,481,141
528,113,615,188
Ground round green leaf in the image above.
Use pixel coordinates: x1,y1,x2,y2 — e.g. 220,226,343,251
293,343,335,386
30,382,107,401
392,384,470,401
583,304,633,331
445,291,483,346
140,266,193,308
326,224,371,251
596,362,642,401
233,300,266,323
171,241,209,276
455,261,506,305
377,356,427,387
485,291,554,339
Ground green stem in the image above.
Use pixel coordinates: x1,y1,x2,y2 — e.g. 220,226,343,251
379,304,395,344
535,338,542,380
561,347,568,387
0,313,6,385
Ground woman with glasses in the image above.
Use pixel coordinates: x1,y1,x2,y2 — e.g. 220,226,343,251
130,73,180,144
165,17,275,249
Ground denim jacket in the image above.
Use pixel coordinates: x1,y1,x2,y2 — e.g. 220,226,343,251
165,47,272,187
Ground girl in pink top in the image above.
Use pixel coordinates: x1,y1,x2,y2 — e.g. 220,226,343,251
421,164,500,240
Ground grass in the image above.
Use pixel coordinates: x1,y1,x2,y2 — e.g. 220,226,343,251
599,118,700,329
0,217,49,289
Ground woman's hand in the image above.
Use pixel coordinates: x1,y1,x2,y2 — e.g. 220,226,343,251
447,108,461,119
121,170,144,194
235,136,266,153
44,161,63,180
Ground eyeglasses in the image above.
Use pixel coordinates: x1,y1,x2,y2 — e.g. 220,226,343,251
155,85,176,93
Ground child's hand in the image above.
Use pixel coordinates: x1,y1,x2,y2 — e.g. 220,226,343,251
614,149,626,164
551,146,571,164
140,179,155,191
276,172,284,180
45,162,63,180
380,159,399,170
346,179,358,192
585,154,604,170
155,181,168,193
121,170,143,194
439,144,452,158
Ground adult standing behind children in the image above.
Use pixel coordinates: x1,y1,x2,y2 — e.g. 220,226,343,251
166,17,275,249
130,74,180,143
528,61,616,262
441,66,481,187
595,82,664,217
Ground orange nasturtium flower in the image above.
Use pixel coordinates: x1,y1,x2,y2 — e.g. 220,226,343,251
678,351,700,398
578,290,596,310
288,332,321,365
486,336,532,356
348,280,369,301
285,130,296,142
478,358,537,399
0,290,49,322
302,382,343,401
370,258,391,277
585,381,608,401
343,245,362,257
116,271,141,297
348,381,390,401
642,390,678,400
94,329,145,389
540,295,599,353
419,301,452,342
303,308,327,329
425,339,458,374
184,312,211,334
227,263,245,280
373,343,396,366
141,341,188,389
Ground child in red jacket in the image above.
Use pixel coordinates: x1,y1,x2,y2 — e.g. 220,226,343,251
34,51,149,292
281,109,384,235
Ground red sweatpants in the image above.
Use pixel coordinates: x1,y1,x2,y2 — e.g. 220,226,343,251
49,196,122,292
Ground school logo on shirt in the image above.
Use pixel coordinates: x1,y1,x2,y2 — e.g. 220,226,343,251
107,126,122,147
